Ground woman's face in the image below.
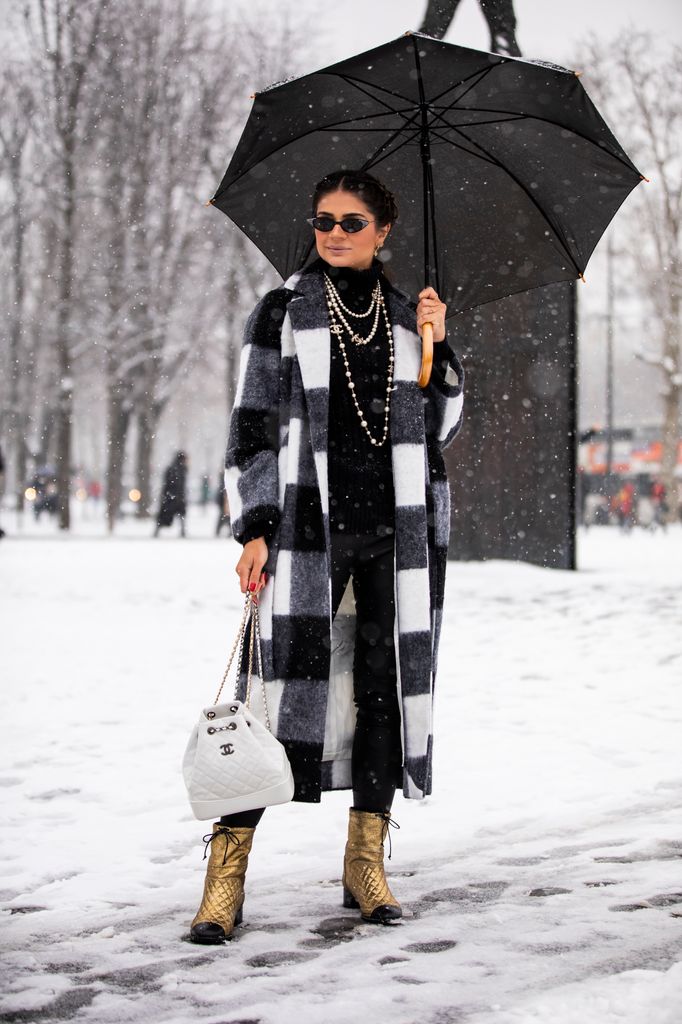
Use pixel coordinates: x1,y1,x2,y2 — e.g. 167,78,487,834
313,188,391,271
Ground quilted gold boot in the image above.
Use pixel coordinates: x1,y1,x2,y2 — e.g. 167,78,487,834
190,823,255,944
342,808,402,924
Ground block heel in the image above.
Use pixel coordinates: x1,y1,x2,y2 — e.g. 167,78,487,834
343,886,360,909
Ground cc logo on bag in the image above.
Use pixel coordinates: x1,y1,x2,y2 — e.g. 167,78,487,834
220,743,235,756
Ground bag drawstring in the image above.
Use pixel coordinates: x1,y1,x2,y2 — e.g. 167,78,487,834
201,826,242,866
375,811,400,860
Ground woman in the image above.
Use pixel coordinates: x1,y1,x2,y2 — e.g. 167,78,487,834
190,170,465,943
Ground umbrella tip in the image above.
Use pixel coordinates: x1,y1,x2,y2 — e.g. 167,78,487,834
204,198,214,207
579,272,587,284
404,30,412,36
250,92,256,99
573,70,583,77
640,174,651,183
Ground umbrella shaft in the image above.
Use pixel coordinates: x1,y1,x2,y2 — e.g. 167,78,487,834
414,36,437,290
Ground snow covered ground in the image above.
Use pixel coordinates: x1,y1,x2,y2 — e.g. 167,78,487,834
1,509,681,1024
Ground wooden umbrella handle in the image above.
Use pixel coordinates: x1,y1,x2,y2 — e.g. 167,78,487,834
417,321,433,388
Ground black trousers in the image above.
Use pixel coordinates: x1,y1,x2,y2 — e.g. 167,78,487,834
221,530,403,829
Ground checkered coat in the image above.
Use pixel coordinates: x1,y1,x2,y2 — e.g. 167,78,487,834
224,262,464,802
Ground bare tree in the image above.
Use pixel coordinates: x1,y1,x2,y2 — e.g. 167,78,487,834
0,0,326,535
23,0,108,530
0,63,35,515
579,32,681,521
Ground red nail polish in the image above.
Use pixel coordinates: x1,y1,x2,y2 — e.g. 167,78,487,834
249,582,257,592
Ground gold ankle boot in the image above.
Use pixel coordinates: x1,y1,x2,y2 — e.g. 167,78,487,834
190,823,255,944
342,808,402,924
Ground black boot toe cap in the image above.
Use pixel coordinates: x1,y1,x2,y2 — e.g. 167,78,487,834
365,903,403,924
190,921,227,944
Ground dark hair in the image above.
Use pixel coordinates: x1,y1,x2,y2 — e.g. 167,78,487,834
312,169,398,227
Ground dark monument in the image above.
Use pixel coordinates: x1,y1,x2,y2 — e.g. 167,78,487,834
420,0,577,569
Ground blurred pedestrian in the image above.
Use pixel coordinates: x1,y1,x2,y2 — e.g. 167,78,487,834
215,471,232,538
31,466,59,520
614,481,636,532
154,451,188,538
651,478,668,530
0,444,6,539
200,473,211,507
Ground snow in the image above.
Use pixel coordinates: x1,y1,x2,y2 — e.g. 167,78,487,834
1,511,681,1024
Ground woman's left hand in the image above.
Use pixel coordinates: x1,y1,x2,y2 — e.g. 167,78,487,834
416,287,447,343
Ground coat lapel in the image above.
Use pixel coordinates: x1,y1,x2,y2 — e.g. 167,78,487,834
284,269,331,475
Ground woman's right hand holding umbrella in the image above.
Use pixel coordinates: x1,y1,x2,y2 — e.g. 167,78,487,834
236,538,268,594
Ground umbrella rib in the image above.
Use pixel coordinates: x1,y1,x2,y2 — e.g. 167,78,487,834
437,104,639,177
318,125,423,133
333,72,416,111
362,109,425,167
433,113,527,130
424,125,500,166
213,108,419,199
449,125,584,275
428,63,500,110
363,125,424,172
315,105,418,129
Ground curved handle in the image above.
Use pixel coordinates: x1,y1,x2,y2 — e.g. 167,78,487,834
417,321,433,388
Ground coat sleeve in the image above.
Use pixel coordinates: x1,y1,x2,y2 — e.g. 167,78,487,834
422,333,466,451
224,288,289,545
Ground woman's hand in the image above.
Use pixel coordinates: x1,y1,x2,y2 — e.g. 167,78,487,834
416,287,447,342
236,537,268,594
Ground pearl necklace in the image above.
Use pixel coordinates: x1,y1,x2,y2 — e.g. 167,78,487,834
324,273,381,319
324,276,394,447
324,274,382,346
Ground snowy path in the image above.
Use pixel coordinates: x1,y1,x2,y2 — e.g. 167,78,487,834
1,517,681,1023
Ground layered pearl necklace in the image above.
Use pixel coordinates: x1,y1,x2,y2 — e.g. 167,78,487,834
324,271,394,448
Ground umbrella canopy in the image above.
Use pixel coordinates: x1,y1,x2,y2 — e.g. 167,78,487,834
208,31,645,317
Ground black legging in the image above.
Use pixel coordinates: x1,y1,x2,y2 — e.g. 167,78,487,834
221,530,403,829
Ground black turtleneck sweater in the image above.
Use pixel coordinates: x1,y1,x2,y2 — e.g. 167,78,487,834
322,258,395,536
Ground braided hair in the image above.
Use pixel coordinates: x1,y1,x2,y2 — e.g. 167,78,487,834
312,169,398,227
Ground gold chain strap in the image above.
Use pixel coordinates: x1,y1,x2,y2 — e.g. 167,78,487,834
212,592,272,731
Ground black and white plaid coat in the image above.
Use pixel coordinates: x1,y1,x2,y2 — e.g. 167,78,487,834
224,260,464,802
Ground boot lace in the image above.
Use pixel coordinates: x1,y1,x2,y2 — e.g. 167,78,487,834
374,811,400,860
201,825,242,866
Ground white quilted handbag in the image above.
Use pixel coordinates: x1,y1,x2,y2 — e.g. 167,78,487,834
182,592,294,820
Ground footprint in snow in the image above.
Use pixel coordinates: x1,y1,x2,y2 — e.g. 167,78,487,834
245,950,319,968
303,915,361,946
594,839,682,863
403,939,457,953
609,891,682,912
27,787,81,801
527,887,572,897
423,881,509,905
496,856,548,866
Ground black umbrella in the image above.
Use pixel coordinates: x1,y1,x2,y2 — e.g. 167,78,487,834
208,31,645,380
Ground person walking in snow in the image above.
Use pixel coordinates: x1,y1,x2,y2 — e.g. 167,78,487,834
189,170,466,943
214,471,232,538
0,444,6,540
154,451,188,538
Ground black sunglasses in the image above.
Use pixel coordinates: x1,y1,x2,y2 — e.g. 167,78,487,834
307,215,373,234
